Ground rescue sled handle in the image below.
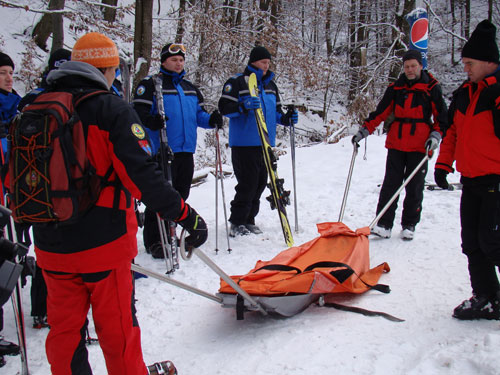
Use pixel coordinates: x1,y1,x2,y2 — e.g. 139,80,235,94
179,230,268,315
369,150,430,229
130,263,223,303
339,142,358,222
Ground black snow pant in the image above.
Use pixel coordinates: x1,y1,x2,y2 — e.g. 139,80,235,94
376,149,427,229
460,176,500,298
143,152,194,250
31,263,47,317
229,146,268,226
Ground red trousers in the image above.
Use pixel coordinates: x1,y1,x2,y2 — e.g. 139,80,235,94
43,264,147,375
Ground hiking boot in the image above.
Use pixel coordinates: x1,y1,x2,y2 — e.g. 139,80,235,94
229,224,250,237
370,224,392,238
453,293,500,320
401,225,415,241
149,243,166,259
0,337,20,356
147,360,177,375
33,315,49,329
245,224,263,234
0,355,5,367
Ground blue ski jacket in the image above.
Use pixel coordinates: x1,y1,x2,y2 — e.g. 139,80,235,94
0,88,20,163
218,65,285,147
133,68,211,154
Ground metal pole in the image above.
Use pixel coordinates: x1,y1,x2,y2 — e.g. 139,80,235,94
369,152,430,229
214,131,219,254
215,130,232,253
338,143,358,222
290,123,299,233
179,231,267,315
131,263,222,304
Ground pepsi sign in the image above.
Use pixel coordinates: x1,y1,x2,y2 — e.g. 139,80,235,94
405,8,428,69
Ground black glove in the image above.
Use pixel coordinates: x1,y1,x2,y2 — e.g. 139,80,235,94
281,108,298,126
209,110,223,130
434,168,449,189
176,204,208,248
145,113,166,131
352,127,369,144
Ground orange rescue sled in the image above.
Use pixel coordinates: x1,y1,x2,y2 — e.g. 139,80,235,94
218,222,390,317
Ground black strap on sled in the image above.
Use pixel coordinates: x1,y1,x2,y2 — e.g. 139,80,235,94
321,301,405,322
254,261,390,294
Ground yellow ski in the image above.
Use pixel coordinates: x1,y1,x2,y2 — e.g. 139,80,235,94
247,73,294,247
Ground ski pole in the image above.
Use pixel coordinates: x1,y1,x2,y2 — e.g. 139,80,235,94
369,149,430,229
287,105,299,233
179,230,267,315
154,73,179,273
6,215,30,375
214,139,219,254
338,142,358,222
130,263,222,303
214,129,232,253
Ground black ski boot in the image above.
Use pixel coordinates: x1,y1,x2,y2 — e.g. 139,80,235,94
453,293,500,320
147,360,177,374
0,336,20,356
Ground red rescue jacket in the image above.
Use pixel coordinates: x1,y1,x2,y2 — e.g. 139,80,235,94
436,68,500,178
31,63,185,273
363,71,448,153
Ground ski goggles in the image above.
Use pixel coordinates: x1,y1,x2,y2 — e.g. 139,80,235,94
168,44,186,55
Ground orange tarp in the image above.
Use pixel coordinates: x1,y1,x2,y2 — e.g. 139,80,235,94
219,222,390,296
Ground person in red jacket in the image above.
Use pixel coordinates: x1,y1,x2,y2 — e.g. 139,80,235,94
352,49,448,240
30,32,207,375
434,20,500,320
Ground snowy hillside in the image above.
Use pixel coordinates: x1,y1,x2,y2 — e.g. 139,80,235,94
5,134,500,375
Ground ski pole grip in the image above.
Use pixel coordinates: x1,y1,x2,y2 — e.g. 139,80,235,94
179,228,194,261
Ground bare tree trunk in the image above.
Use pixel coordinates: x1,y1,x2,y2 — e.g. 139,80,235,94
325,0,333,58
450,0,457,65
32,0,65,51
464,0,470,39
488,0,493,21
50,0,65,53
176,0,187,43
388,0,415,81
133,0,153,89
102,0,118,23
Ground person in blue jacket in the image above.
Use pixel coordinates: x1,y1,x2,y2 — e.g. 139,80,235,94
133,43,222,257
218,46,298,237
0,51,21,368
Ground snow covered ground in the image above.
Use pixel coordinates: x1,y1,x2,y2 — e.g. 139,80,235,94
4,132,500,375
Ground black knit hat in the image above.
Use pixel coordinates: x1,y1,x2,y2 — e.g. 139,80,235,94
48,48,71,71
248,46,272,64
402,49,423,65
160,43,185,63
0,52,14,70
462,20,499,63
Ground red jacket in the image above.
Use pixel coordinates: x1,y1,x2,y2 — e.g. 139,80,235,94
363,71,448,153
436,68,500,178
31,62,186,273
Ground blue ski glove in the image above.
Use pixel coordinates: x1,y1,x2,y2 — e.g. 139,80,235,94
281,109,299,126
242,96,261,110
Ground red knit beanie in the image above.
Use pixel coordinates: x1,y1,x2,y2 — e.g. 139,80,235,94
71,32,119,68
